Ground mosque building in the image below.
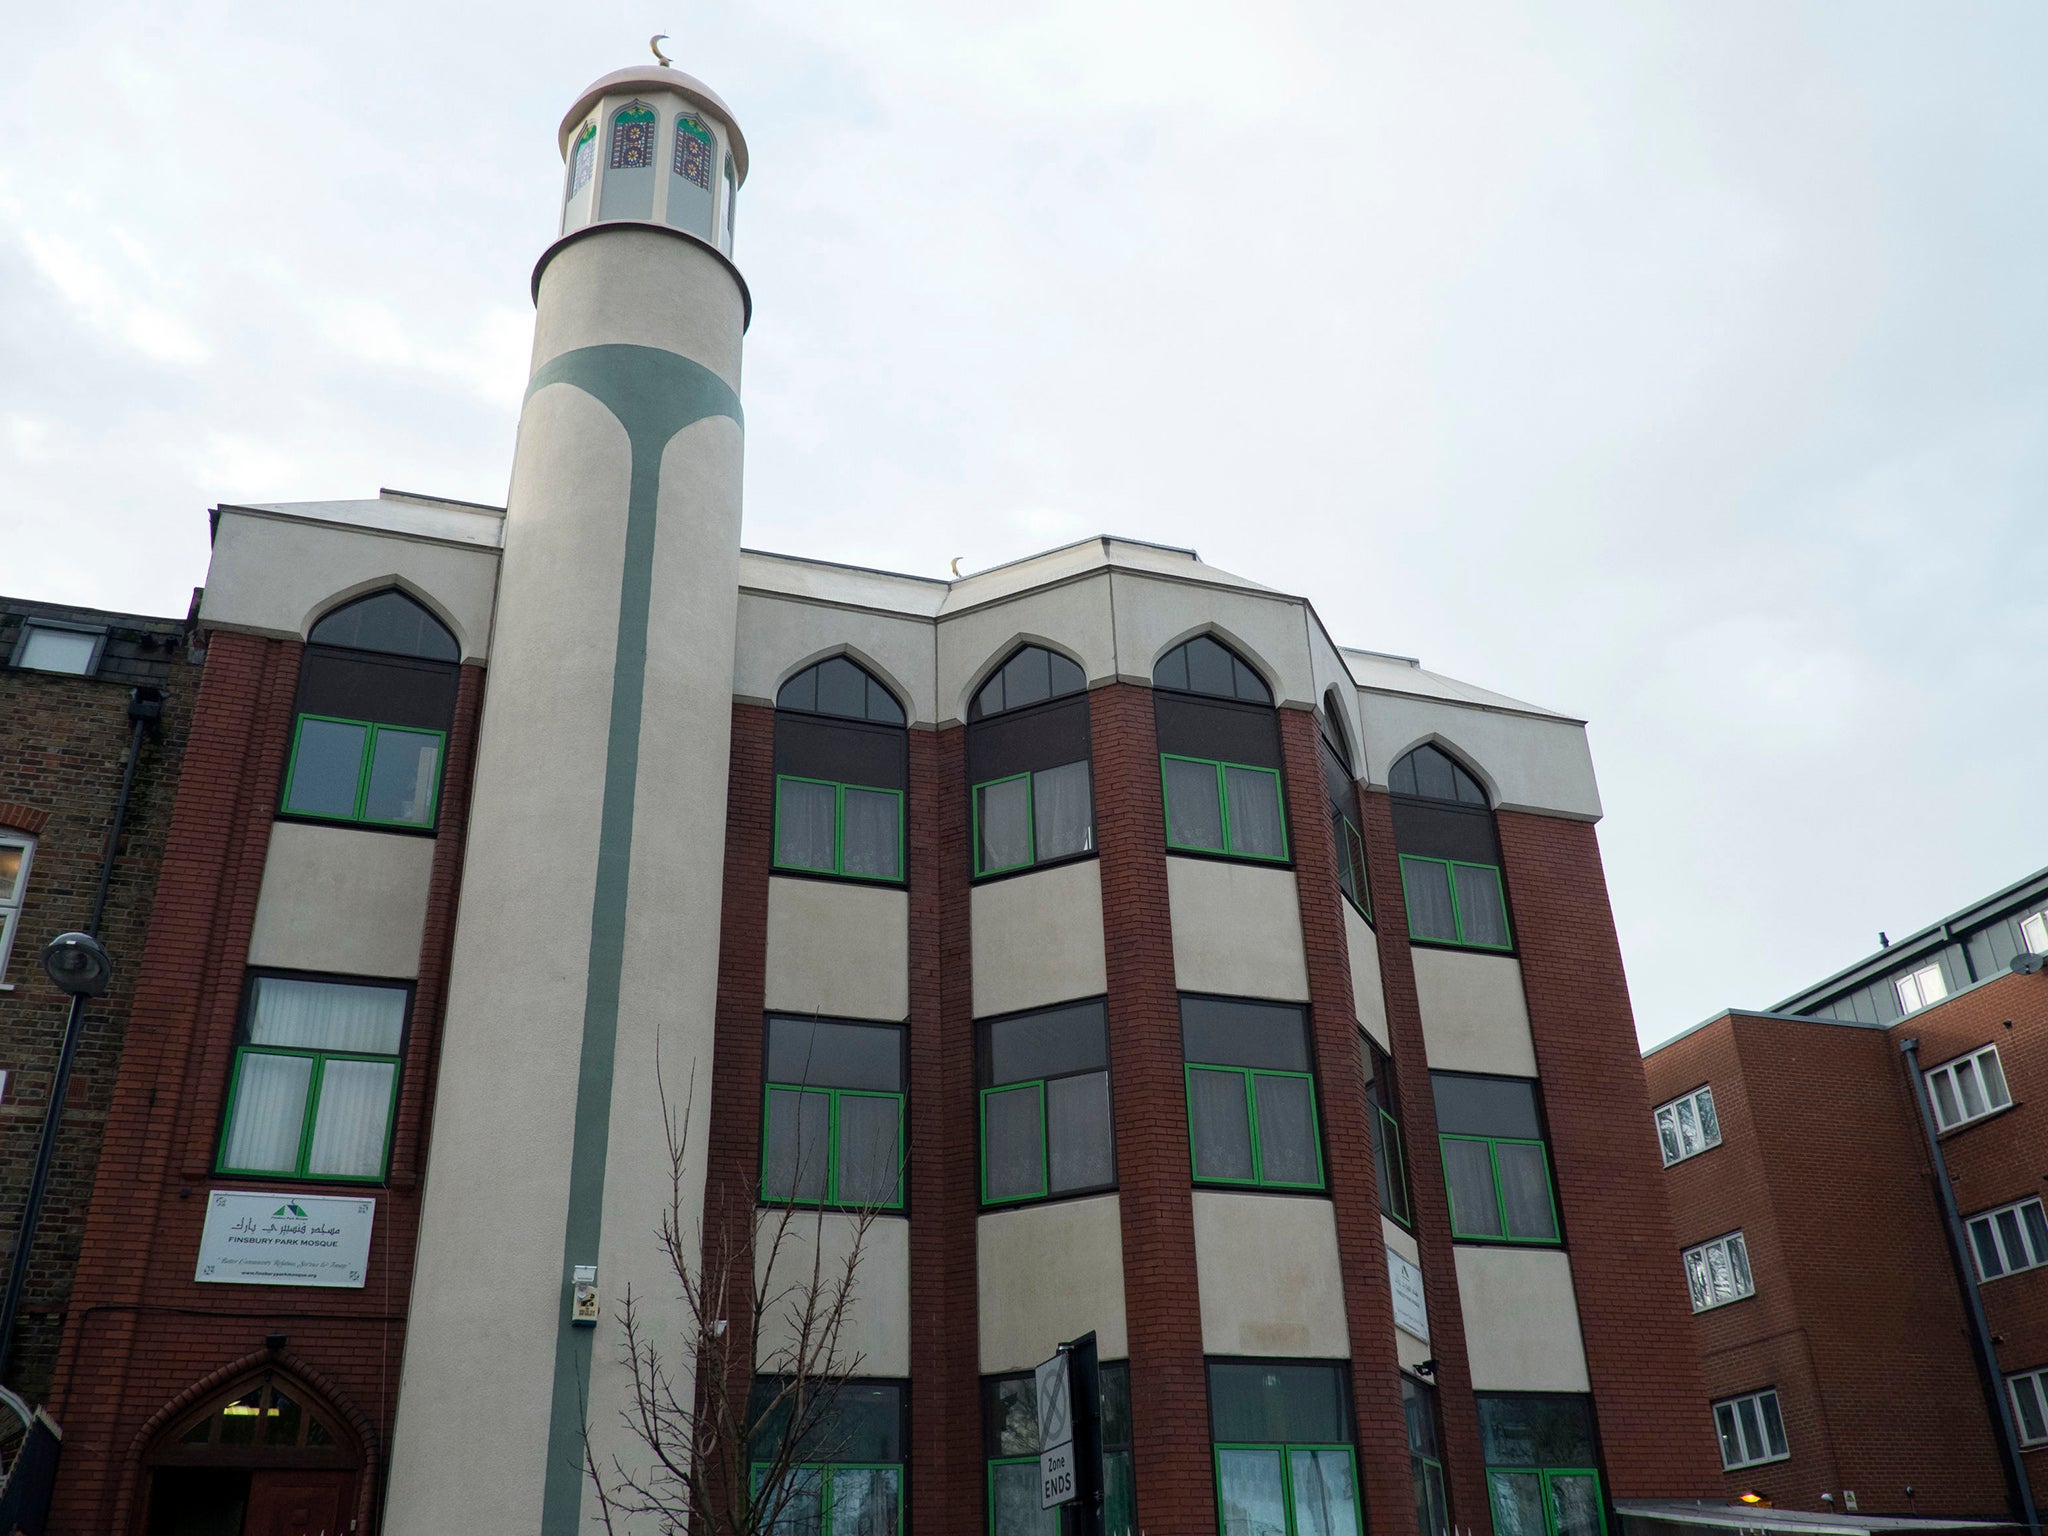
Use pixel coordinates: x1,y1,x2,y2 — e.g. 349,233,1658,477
13,52,1736,1536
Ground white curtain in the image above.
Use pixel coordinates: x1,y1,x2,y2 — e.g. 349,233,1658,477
307,1058,398,1178
222,1053,313,1172
1223,766,1284,858
777,780,837,871
1452,864,1510,947
977,778,1032,870
1401,859,1459,943
842,788,901,879
250,976,405,1053
1031,762,1093,859
364,728,442,825
1163,758,1223,850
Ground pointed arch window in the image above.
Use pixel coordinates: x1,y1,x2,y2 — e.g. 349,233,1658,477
568,120,597,200
1321,690,1369,918
1154,637,1286,863
674,116,713,189
1389,745,1510,951
282,591,458,832
775,658,907,882
610,102,658,169
152,1371,358,1471
968,646,1093,878
721,154,738,250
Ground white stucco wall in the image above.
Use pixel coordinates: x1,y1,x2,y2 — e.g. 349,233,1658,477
755,1212,911,1379
978,1194,1129,1373
1412,948,1539,1077
1454,1246,1592,1392
1353,690,1602,822
246,822,434,979
1107,569,1318,706
764,878,910,1021
1344,902,1390,1050
733,591,937,724
936,573,1117,722
1166,857,1309,1002
971,859,1107,1018
1192,1192,1350,1357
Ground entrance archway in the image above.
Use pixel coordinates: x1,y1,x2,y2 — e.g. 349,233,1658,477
139,1366,363,1536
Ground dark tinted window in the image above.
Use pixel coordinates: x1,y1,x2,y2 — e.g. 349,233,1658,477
308,590,458,662
1390,744,1487,806
295,649,458,733
970,645,1087,720
1475,1394,1597,1466
1182,997,1312,1072
1321,692,1354,770
1155,636,1272,704
1403,1378,1441,1458
1208,1361,1350,1443
766,1017,903,1092
982,1002,1109,1084
748,1378,905,1462
1432,1073,1542,1139
777,656,906,725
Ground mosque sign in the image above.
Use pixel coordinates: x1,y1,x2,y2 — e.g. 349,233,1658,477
195,1191,376,1288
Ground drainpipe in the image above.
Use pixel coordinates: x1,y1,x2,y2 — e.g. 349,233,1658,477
1899,1035,2043,1536
0,688,160,1384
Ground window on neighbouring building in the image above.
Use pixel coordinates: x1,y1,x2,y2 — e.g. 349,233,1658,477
1967,1196,2048,1282
2010,1367,2048,1449
983,1363,1134,1536
1895,961,1948,1016
2024,911,2048,956
978,1000,1113,1205
1321,698,1370,919
967,646,1094,878
1712,1388,1788,1471
760,1016,904,1210
1209,1360,1364,1536
1405,1378,1450,1536
1432,1073,1558,1245
1153,636,1288,864
1477,1395,1604,1536
1654,1085,1721,1167
1388,744,1511,951
282,590,459,831
1182,996,1324,1191
1682,1231,1754,1312
1365,1038,1412,1227
749,1378,906,1535
0,834,33,986
1924,1043,2012,1133
774,656,907,883
11,620,103,675
216,974,408,1183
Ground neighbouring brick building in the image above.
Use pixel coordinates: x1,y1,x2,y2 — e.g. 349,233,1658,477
1646,866,2048,1526
0,597,195,1408
28,51,1774,1536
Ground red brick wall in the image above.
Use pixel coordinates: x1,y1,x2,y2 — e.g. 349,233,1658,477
1091,683,1216,1532
47,635,484,1535
1494,811,1723,1497
0,645,193,1406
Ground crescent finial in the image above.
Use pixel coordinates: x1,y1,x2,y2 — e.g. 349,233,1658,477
650,34,673,67
950,557,964,578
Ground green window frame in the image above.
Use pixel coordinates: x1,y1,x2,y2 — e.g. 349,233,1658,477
971,760,1094,878
1185,1065,1326,1191
1160,754,1289,862
1332,807,1370,918
1375,1105,1412,1227
750,1462,905,1534
1212,1443,1363,1536
280,713,446,829
1486,1467,1604,1536
980,1082,1050,1204
217,1044,403,1184
773,774,905,883
1399,855,1512,950
1439,1134,1560,1245
760,1086,905,1210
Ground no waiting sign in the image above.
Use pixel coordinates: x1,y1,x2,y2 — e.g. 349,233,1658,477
1035,1349,1076,1509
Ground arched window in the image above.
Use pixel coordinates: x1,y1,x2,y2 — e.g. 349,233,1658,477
774,657,906,882
967,645,1092,877
567,120,597,203
720,154,737,252
1153,637,1285,862
600,102,658,221
146,1369,361,1529
608,101,657,168
666,115,716,240
1320,689,1369,916
1388,744,1510,951
282,590,458,831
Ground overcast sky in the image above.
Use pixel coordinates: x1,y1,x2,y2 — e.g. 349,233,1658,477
5,3,2042,1046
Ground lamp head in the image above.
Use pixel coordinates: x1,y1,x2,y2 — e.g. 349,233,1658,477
41,932,112,997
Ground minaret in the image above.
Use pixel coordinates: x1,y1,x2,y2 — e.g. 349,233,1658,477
384,59,749,1533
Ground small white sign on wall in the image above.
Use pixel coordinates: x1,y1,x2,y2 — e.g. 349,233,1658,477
195,1190,375,1288
1389,1250,1430,1343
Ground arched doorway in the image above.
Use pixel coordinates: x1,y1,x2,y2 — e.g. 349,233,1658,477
140,1370,360,1536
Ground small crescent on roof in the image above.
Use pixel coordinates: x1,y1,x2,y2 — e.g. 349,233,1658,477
650,34,673,67
950,557,964,578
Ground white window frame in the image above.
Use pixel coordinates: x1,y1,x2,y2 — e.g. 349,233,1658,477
1966,1196,2048,1282
0,834,33,988
9,618,106,676
1924,1043,2013,1133
2022,911,2048,956
1655,1085,1722,1167
2009,1366,2048,1448
1895,961,1948,1016
1712,1388,1789,1470
1683,1231,1754,1313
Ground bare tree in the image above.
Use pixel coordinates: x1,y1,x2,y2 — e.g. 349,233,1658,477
585,1055,896,1536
